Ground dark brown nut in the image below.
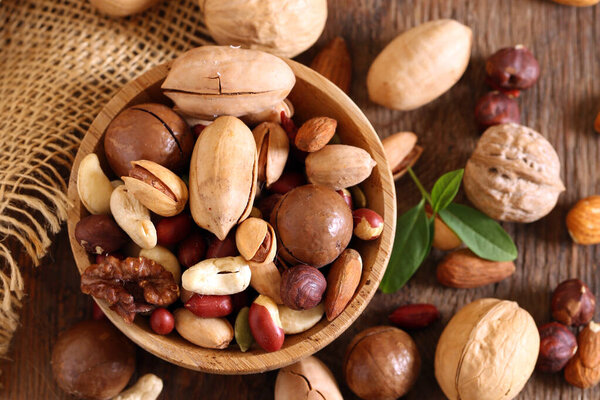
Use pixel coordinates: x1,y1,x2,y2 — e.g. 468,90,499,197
156,213,193,246
205,231,238,259
565,321,600,388
80,256,180,323
485,45,540,91
104,103,194,177
257,193,283,219
269,171,306,195
552,279,596,326
295,117,337,152
51,320,135,400
344,326,421,400
271,184,353,267
536,322,578,373
280,264,326,310
75,214,128,255
474,91,520,129
177,232,207,268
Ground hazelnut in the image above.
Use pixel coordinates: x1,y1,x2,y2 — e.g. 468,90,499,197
271,184,353,267
344,326,420,400
474,91,520,129
485,45,540,91
552,279,596,326
280,265,326,310
536,322,578,373
104,103,194,177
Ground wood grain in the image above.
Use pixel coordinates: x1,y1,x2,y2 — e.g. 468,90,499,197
3,0,600,398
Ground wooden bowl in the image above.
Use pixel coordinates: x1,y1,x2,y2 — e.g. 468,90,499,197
66,60,396,374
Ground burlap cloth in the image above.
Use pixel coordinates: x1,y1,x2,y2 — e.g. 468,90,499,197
0,0,211,371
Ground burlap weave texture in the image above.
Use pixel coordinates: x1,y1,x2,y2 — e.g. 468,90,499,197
0,0,210,368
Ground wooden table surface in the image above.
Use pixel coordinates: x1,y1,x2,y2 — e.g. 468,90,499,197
3,0,600,398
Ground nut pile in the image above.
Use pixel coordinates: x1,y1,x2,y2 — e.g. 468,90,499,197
73,45,383,353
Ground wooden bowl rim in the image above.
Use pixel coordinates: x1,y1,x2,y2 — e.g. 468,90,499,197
66,59,396,374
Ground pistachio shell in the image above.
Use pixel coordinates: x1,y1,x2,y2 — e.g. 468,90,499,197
305,145,376,190
235,217,277,265
435,298,539,400
122,160,188,217
162,46,296,120
253,122,290,187
189,116,257,240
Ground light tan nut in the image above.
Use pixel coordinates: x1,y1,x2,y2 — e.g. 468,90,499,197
310,36,352,94
110,185,157,249
113,373,163,400
278,303,324,335
436,249,515,288
367,19,472,111
566,196,600,245
381,132,423,180
425,208,462,250
139,246,182,284
77,153,114,215
305,145,376,190
565,321,600,388
464,123,565,223
253,122,290,187
174,308,233,349
242,99,294,126
236,218,277,266
275,356,343,400
162,46,295,119
122,160,188,217
250,262,283,304
295,117,337,153
181,256,251,295
189,116,257,240
325,249,362,321
89,0,160,17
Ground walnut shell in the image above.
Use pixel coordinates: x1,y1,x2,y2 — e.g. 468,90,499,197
435,298,539,400
201,0,327,58
464,123,565,222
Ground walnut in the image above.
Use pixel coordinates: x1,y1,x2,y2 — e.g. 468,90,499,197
81,256,180,323
464,123,565,222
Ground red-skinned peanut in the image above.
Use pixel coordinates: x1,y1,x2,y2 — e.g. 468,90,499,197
337,188,353,209
205,232,238,259
389,304,440,330
269,172,305,195
352,208,384,240
177,232,206,268
185,294,233,318
156,213,193,246
249,295,285,352
150,308,175,335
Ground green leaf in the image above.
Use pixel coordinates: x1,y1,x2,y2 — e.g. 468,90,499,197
430,169,464,213
438,203,517,262
380,199,433,294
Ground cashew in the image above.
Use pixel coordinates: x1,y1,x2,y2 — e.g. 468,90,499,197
139,246,181,284
182,256,251,295
279,303,325,334
113,373,163,400
77,153,114,215
110,185,157,249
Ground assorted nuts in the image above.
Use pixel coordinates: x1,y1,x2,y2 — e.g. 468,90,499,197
367,19,472,111
551,278,596,326
435,298,539,400
463,123,565,222
566,195,600,244
436,249,516,288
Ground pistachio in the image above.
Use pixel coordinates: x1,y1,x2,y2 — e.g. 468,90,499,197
305,145,376,190
122,160,188,217
381,132,423,180
235,217,277,265
161,46,296,120
241,99,294,126
110,185,157,249
189,116,258,240
250,262,283,304
278,303,324,335
181,256,251,295
77,153,114,215
252,122,290,187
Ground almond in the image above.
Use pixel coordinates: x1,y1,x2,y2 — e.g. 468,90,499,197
295,116,337,152
552,0,600,6
565,321,600,388
325,248,362,320
388,303,440,330
566,196,600,245
436,249,515,288
310,36,352,94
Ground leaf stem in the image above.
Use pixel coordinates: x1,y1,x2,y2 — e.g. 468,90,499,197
407,167,433,205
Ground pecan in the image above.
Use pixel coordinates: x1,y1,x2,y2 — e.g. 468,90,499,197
81,256,180,323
